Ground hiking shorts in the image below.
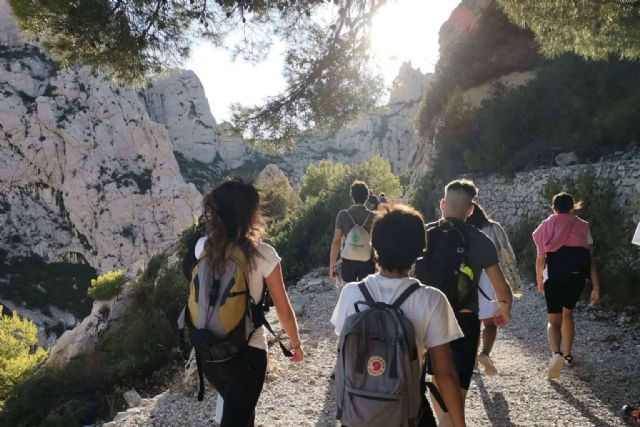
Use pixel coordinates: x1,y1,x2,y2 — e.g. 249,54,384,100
544,275,586,314
340,258,375,283
427,312,480,390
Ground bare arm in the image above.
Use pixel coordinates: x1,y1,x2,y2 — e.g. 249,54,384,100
329,228,344,284
535,253,545,293
484,264,513,327
430,344,466,427
588,246,600,304
265,263,304,362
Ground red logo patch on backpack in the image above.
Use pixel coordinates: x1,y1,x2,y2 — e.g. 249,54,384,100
367,356,386,377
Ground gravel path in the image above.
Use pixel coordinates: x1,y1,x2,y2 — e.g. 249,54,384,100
108,271,640,426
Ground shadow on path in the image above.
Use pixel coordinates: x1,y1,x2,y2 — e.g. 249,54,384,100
475,376,515,427
550,382,616,427
314,379,337,427
505,285,640,418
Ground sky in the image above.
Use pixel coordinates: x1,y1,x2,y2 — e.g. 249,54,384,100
184,0,460,122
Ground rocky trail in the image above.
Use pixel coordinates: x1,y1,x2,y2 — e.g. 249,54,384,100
108,271,640,427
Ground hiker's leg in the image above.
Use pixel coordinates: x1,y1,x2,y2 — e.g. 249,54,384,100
451,314,479,392
210,347,267,427
547,313,562,353
561,308,575,357
340,259,358,283
544,280,563,353
560,276,585,357
481,318,497,355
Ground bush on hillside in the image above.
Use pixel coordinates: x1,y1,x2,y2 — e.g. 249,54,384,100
87,270,126,301
2,233,192,425
0,309,47,407
1,356,113,427
100,259,187,380
259,176,300,221
425,55,640,178
268,157,402,282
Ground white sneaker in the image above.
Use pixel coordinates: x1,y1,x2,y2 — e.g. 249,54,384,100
547,353,564,380
478,352,498,376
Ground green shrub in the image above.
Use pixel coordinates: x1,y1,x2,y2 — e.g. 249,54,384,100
421,53,640,178
1,357,113,427
269,157,402,283
2,254,189,426
0,309,47,407
259,177,300,221
101,260,187,380
87,270,126,301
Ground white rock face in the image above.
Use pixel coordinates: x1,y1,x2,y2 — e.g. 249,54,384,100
47,293,130,368
0,45,202,272
143,70,262,172
148,62,427,186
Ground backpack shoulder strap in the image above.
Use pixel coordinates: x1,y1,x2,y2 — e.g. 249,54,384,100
363,211,372,227
391,282,421,309
345,209,357,226
358,282,376,307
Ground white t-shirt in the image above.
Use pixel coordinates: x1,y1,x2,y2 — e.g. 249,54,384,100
330,274,463,366
195,237,281,350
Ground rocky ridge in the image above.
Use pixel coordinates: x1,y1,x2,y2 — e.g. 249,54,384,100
145,62,428,188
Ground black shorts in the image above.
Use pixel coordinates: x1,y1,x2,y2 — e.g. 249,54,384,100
544,275,586,314
427,312,480,390
340,258,375,283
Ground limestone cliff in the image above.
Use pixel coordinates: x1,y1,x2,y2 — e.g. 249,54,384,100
410,0,540,184
146,62,428,188
0,45,201,272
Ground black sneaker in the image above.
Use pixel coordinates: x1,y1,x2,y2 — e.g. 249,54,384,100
622,405,640,426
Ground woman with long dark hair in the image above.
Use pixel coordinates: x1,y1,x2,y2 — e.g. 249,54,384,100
192,178,303,427
532,192,600,380
467,202,521,377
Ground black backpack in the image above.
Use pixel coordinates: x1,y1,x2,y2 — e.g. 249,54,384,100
414,220,476,312
546,246,591,284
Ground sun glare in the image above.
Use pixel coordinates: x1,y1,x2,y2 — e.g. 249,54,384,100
370,0,459,83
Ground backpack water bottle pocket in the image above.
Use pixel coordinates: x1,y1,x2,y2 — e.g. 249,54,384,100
342,386,403,427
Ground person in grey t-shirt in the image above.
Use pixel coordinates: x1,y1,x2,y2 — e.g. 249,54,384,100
329,180,376,285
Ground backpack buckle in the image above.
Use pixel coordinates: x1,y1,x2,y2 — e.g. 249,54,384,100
456,247,465,254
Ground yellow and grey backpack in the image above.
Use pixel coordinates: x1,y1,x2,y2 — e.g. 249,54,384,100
178,242,291,401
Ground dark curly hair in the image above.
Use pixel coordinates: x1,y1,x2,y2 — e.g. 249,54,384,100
202,178,265,275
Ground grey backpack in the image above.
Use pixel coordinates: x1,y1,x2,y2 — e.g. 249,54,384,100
335,282,423,427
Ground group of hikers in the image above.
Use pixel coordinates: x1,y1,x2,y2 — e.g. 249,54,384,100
179,175,621,427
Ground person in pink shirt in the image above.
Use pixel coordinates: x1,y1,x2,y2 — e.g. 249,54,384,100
532,192,600,380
